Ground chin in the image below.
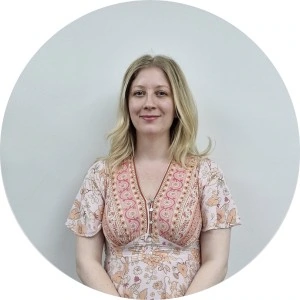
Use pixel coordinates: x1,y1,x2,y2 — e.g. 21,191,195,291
137,130,169,137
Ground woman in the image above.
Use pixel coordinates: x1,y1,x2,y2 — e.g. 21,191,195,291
66,54,241,299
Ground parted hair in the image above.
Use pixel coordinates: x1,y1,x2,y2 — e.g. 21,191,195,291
105,54,211,172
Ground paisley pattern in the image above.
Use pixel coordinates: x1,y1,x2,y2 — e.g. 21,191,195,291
66,156,241,299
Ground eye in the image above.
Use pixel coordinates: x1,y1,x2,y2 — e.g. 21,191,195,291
133,90,145,97
156,90,168,97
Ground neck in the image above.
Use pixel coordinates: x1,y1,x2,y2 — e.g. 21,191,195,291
134,134,171,162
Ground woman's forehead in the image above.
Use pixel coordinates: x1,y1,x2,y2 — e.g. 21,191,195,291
131,67,171,88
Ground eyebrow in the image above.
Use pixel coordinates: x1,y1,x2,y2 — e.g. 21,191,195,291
131,85,171,89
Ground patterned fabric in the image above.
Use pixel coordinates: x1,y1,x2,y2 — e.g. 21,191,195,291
66,156,241,299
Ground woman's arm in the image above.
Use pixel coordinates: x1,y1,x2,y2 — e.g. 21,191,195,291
76,231,120,297
185,228,231,296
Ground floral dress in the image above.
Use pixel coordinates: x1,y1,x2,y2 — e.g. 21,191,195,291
66,156,241,299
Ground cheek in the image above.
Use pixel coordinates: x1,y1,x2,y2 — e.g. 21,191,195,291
166,101,176,117
128,100,138,120
129,98,143,113
128,98,133,112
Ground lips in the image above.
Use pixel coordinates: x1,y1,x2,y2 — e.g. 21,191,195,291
139,115,160,121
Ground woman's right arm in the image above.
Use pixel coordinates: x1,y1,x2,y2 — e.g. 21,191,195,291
76,231,120,297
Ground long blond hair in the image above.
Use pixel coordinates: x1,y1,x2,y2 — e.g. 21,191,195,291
105,54,211,171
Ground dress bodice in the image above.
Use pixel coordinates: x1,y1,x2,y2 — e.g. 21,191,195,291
66,156,241,299
102,157,202,248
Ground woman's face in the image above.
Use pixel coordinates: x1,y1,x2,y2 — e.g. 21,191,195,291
128,67,175,140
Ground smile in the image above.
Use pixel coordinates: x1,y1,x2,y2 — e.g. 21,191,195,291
139,115,160,121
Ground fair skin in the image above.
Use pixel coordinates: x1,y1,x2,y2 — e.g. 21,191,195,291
76,66,231,296
185,228,231,295
76,232,120,296
128,67,175,197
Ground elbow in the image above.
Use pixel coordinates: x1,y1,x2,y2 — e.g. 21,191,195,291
76,259,84,281
200,258,229,283
76,256,90,283
75,256,102,284
219,261,228,282
205,259,228,283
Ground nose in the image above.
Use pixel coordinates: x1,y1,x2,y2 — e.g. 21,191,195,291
143,92,156,110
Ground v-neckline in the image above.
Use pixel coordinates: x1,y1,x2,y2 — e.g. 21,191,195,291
131,157,172,236
131,156,172,204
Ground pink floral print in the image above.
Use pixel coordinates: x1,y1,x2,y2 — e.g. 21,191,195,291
66,156,241,299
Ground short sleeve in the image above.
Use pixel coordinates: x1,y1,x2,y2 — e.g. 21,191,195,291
199,158,241,232
65,160,107,237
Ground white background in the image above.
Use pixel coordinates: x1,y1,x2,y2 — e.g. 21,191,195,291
0,1,299,299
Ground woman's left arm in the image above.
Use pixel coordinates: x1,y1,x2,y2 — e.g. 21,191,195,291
185,228,231,296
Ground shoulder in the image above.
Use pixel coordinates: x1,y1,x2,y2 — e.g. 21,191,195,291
196,157,226,182
181,155,222,177
86,159,109,178
185,155,219,171
198,157,220,170
89,159,106,171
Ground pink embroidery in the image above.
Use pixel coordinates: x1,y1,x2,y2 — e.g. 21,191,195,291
66,157,241,299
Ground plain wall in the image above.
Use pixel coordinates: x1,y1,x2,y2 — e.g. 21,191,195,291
1,1,299,286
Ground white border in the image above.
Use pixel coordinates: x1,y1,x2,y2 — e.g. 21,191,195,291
0,1,299,299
